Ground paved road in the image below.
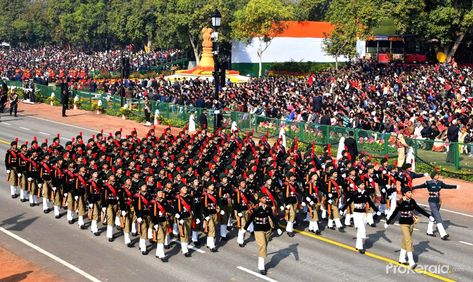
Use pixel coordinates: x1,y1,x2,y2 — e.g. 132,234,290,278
0,113,472,282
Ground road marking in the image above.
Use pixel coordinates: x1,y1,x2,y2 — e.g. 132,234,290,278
1,122,11,125
237,266,278,282
0,227,101,282
39,132,50,136
291,228,455,282
170,239,205,253
459,241,473,246
419,204,473,218
0,138,9,145
19,126,30,131
25,115,97,133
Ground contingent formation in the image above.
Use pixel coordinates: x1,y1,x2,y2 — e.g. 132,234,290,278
4,127,458,273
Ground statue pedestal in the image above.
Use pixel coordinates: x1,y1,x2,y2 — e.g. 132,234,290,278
199,47,214,69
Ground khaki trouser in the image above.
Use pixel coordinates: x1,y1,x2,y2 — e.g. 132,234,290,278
328,199,340,219
53,187,63,206
220,205,232,225
123,207,135,233
309,202,320,221
156,221,168,243
42,180,52,201
400,224,414,252
7,170,18,186
29,180,38,196
206,214,218,237
77,196,86,216
107,204,118,226
236,210,249,229
19,173,27,191
179,217,192,243
140,216,151,240
286,203,298,222
91,202,101,221
255,230,272,257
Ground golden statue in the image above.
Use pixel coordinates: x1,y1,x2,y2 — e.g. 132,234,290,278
199,27,215,69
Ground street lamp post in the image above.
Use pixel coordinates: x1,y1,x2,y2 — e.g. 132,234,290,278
211,8,222,132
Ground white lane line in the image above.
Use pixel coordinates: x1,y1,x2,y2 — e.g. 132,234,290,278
1,122,11,125
39,132,50,136
237,266,278,282
418,204,473,218
170,239,205,253
0,227,101,282
25,116,97,132
62,137,72,141
19,126,31,131
459,241,473,246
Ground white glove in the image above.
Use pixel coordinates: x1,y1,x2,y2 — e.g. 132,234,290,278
52,187,57,191
386,184,390,188
328,193,333,198
381,188,386,193
280,206,285,211
204,216,210,221
38,184,43,188
306,197,311,202
310,201,314,206
6,170,10,174
237,212,243,217
424,173,429,177
137,217,142,223
456,185,460,189
64,193,68,197
429,216,435,222
27,177,33,182
179,219,184,225
88,203,93,208
277,229,283,236
121,211,126,216
74,196,78,201
102,207,106,212
175,213,180,219
154,224,159,230
301,202,306,207
341,174,346,178
349,184,354,188
382,170,387,174
376,211,381,216
384,223,389,229
328,199,333,204
321,164,325,169
220,210,225,215
158,211,163,216
17,173,21,177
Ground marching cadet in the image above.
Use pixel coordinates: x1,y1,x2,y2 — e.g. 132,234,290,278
134,182,152,255
244,193,282,275
341,179,381,254
282,172,299,237
362,165,377,227
87,170,102,235
304,172,321,234
103,174,120,242
344,167,359,227
75,165,89,229
18,144,30,202
39,153,53,213
52,157,65,218
325,170,344,231
234,178,254,247
5,140,20,198
413,171,458,240
202,182,219,252
385,187,434,268
217,174,233,240
398,163,428,190
120,177,135,247
151,189,174,262
26,149,41,207
64,162,77,224
175,185,194,257
189,177,203,247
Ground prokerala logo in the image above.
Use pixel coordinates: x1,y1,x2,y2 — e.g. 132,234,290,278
386,264,463,275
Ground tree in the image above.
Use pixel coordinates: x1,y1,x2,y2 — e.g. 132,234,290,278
294,0,331,21
231,0,294,77
390,0,473,61
323,0,384,67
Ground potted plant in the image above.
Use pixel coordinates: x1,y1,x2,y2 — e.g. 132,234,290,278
73,95,81,110
119,104,132,120
46,92,57,106
93,100,105,114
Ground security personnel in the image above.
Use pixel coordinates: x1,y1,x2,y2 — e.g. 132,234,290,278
151,189,174,262
413,171,458,240
5,140,20,198
203,182,219,252
244,193,282,275
341,179,380,254
134,182,152,255
175,185,194,257
385,187,434,268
